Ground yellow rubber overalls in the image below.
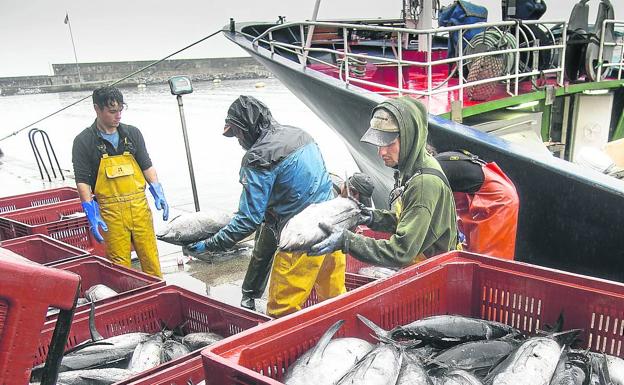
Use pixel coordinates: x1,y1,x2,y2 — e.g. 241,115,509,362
94,138,162,278
267,249,346,318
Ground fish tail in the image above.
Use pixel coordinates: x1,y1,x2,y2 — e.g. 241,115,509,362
356,314,392,341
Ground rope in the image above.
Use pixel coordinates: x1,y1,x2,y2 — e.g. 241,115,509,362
0,28,225,143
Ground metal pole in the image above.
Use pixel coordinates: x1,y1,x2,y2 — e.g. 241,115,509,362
176,95,200,212
65,12,83,83
301,0,321,67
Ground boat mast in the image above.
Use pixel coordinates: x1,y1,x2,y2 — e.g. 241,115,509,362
403,0,435,51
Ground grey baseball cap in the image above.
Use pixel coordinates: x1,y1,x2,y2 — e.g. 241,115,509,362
360,107,400,146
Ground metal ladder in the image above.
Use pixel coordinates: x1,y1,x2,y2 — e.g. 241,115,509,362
29,128,65,182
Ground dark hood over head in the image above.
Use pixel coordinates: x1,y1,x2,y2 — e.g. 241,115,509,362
374,97,441,183
226,95,275,149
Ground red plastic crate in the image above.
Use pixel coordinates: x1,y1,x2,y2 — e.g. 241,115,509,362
202,250,624,384
0,199,106,256
0,234,89,265
34,285,271,383
0,187,79,214
44,256,164,323
0,258,80,385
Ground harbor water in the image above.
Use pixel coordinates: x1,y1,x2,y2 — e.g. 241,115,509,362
0,77,359,312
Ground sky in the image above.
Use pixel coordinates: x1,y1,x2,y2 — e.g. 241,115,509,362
1,0,622,77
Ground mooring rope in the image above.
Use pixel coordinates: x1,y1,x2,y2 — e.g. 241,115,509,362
0,28,225,143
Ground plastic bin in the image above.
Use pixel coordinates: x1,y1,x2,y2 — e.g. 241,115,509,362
34,285,271,384
201,250,624,384
0,234,89,265
44,256,164,323
0,258,80,385
0,187,79,214
0,199,106,256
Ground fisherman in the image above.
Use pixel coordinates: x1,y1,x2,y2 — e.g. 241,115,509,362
310,97,458,266
340,172,375,208
72,86,169,278
187,95,345,317
433,149,519,260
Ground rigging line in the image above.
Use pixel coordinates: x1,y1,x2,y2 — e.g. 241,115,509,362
0,28,225,143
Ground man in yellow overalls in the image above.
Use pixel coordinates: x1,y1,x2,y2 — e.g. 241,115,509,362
72,86,168,278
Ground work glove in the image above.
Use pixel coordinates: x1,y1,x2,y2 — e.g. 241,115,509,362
81,200,108,243
357,205,374,227
187,236,219,253
148,182,169,221
309,222,345,256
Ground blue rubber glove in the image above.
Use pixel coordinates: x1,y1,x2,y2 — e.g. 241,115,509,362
187,237,219,253
357,206,374,227
148,182,169,221
81,200,108,243
309,222,345,256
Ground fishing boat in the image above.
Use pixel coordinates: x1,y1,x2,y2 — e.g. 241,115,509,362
223,0,624,281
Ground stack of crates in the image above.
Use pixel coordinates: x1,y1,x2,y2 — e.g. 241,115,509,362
200,250,624,384
0,258,80,385
0,198,106,256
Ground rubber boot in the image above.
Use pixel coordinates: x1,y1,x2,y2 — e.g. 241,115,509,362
240,295,256,311
241,223,277,299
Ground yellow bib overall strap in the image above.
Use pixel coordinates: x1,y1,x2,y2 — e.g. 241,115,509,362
94,151,162,278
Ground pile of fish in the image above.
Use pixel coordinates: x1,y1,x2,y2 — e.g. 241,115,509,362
283,314,624,385
279,197,361,252
30,305,224,385
46,284,119,317
156,209,233,246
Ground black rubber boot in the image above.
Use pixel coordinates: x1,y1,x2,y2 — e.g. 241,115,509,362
240,295,256,311
241,223,277,298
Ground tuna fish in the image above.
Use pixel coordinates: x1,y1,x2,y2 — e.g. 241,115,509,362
127,337,164,373
162,339,191,361
432,339,520,377
279,197,361,252
483,337,562,385
357,266,399,279
357,314,520,347
156,209,233,246
179,331,224,351
284,320,374,385
549,352,588,385
85,284,118,302
438,369,484,385
396,352,434,385
336,343,403,385
52,368,133,385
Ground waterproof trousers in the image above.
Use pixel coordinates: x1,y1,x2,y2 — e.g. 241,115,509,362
95,152,162,278
241,223,277,299
455,162,519,260
267,250,346,318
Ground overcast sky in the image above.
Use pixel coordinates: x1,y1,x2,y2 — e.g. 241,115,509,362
1,0,622,77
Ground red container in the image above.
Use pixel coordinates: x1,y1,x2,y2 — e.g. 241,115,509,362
0,199,106,256
0,187,79,214
34,285,271,385
0,234,89,265
45,256,164,323
0,258,80,385
201,251,624,384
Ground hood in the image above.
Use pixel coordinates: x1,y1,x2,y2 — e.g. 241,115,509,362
374,97,440,183
225,95,275,150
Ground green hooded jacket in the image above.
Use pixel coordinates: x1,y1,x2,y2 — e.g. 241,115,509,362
344,97,457,267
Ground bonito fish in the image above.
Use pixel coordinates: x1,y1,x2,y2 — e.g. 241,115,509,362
156,209,233,246
279,197,360,252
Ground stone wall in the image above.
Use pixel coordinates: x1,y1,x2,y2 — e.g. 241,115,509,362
0,57,270,95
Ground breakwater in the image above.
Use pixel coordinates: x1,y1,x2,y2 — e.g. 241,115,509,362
0,57,271,96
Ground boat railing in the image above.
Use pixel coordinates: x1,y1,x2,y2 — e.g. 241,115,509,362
597,20,624,82
249,19,571,101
